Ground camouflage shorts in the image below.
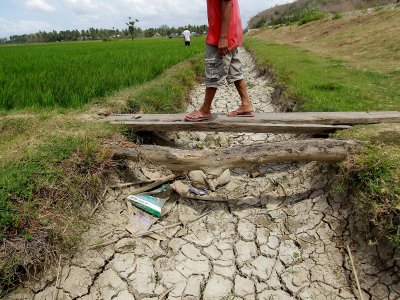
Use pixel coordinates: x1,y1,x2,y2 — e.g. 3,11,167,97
205,43,244,88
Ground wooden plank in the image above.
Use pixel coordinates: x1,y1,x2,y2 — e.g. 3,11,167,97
106,111,400,125
105,120,350,134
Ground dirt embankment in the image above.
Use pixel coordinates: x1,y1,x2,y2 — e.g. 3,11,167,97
252,8,400,73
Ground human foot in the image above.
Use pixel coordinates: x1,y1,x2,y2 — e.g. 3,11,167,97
227,106,254,117
185,110,212,122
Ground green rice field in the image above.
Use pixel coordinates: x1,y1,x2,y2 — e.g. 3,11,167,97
0,37,204,110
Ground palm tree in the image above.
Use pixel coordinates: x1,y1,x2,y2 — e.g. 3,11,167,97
126,17,139,40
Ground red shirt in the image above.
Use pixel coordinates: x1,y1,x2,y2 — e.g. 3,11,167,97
206,0,243,50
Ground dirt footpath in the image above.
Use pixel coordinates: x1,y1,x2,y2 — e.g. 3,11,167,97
8,49,400,300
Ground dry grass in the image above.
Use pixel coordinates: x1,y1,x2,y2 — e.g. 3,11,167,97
253,8,400,73
0,113,116,165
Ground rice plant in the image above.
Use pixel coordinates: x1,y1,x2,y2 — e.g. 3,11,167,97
0,37,204,110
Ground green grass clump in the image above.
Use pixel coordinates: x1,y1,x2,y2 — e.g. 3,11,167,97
373,5,385,11
332,12,344,19
0,37,204,110
126,55,204,113
0,115,117,293
298,8,326,24
339,139,400,247
354,147,399,246
263,4,326,27
0,133,112,288
245,39,400,111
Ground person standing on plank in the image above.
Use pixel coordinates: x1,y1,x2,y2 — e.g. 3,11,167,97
182,28,191,46
185,0,253,121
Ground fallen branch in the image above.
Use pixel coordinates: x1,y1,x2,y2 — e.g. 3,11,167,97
52,255,62,300
297,236,318,245
110,179,159,189
347,244,364,300
90,187,109,217
110,182,137,189
89,234,126,250
127,174,175,195
107,139,360,173
90,196,103,217
159,287,174,300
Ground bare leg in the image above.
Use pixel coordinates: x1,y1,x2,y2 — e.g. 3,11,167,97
233,79,253,112
200,87,217,113
185,87,217,120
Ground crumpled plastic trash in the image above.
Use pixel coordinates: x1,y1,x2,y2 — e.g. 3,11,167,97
188,185,209,196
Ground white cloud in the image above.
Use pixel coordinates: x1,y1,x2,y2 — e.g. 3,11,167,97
61,0,110,15
53,0,207,29
0,0,293,37
115,0,207,28
0,17,53,36
25,0,56,12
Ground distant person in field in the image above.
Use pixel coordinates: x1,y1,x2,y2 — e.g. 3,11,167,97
182,28,191,46
185,0,253,121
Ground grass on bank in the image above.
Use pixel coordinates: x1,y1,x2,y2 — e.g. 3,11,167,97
335,124,400,246
0,115,117,292
246,37,400,249
252,9,400,74
0,53,202,294
245,39,400,112
102,54,204,114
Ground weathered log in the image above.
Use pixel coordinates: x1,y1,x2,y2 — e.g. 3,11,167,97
106,139,360,173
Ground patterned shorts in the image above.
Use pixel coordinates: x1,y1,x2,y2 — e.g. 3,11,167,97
205,43,244,88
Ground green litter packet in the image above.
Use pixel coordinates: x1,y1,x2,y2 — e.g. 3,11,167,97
127,194,168,217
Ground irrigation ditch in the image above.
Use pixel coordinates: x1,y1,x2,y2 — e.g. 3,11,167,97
7,49,400,300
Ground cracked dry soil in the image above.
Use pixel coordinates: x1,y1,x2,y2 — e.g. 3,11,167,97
8,49,400,300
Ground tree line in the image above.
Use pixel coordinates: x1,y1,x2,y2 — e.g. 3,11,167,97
1,24,208,44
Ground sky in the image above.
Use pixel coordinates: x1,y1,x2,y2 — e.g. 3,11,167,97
0,0,293,38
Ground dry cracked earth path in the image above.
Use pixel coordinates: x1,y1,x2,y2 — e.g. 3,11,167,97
8,49,400,300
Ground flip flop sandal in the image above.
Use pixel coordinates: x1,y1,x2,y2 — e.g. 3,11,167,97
184,114,212,122
227,110,254,117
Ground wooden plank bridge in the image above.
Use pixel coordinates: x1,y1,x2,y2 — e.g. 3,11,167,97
104,111,400,168
105,111,400,134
